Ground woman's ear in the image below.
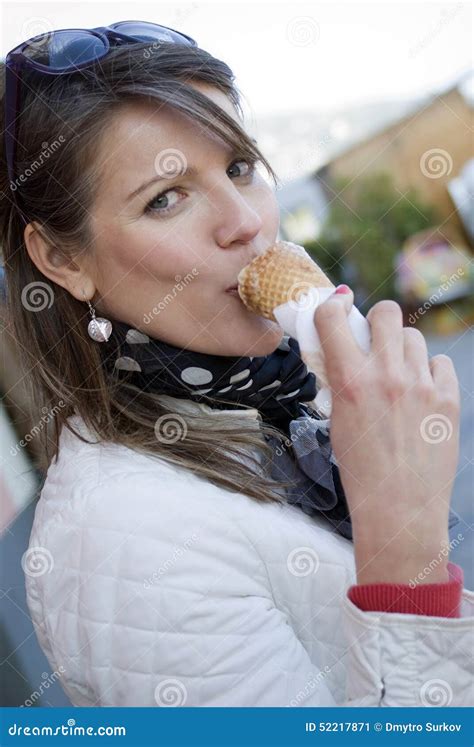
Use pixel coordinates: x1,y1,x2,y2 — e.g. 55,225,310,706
23,221,96,302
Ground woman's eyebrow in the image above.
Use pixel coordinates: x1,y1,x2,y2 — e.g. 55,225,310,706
127,165,199,202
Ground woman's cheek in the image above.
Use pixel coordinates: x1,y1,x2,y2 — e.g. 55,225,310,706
254,181,280,237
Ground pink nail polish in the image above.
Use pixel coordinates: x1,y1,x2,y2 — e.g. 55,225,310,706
335,284,351,294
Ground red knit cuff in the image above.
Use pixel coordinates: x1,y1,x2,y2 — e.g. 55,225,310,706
348,562,463,618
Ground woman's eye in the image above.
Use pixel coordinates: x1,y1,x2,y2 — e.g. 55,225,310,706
145,188,182,215
227,159,256,179
144,158,257,218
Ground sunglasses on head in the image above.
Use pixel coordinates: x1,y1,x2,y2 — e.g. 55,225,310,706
4,20,198,226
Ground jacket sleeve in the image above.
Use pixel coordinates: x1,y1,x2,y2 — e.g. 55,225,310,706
342,589,474,706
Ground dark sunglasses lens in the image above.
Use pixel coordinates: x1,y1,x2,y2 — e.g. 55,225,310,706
113,22,194,44
23,30,107,69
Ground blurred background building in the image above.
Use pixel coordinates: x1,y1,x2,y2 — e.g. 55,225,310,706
274,70,474,334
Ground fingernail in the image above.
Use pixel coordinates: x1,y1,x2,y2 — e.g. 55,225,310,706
335,284,351,295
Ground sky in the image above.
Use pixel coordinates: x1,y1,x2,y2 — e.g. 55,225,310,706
1,0,472,120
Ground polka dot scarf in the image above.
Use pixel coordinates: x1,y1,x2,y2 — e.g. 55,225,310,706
102,319,318,429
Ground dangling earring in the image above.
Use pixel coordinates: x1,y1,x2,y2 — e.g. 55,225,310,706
83,291,112,343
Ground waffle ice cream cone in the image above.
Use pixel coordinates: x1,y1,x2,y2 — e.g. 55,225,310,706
237,241,336,395
237,241,371,418
237,241,335,322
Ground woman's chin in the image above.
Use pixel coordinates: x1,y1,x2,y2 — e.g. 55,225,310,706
235,321,285,357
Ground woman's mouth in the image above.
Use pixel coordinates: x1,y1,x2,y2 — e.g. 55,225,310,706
225,285,239,296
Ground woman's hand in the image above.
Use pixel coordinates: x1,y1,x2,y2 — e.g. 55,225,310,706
314,289,460,585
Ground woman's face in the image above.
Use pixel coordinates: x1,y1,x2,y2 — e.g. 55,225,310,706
87,83,284,356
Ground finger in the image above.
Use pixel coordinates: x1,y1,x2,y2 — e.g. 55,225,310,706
366,300,404,368
403,327,432,384
314,289,366,389
429,354,460,407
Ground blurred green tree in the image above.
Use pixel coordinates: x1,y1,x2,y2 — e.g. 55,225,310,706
303,172,440,312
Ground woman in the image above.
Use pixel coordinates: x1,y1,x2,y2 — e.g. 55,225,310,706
1,21,472,707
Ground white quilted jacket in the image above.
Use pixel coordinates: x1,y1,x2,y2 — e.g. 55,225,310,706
25,397,474,707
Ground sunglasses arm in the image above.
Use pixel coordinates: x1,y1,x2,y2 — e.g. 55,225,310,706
5,59,30,227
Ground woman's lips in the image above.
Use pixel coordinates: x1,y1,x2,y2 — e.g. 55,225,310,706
225,285,239,294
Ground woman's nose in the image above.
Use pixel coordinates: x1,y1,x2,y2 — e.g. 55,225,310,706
213,186,263,248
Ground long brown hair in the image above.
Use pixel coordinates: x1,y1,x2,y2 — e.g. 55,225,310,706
1,41,293,503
